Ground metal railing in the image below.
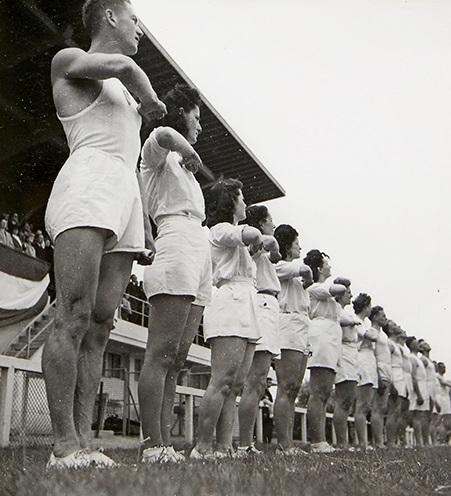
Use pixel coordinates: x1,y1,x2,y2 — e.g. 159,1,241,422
118,292,209,347
5,299,56,359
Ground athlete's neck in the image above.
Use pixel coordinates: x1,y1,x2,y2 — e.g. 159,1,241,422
89,38,126,55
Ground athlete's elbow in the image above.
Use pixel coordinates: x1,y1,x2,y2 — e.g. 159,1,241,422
115,55,136,78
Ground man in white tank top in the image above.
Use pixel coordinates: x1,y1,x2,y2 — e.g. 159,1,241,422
43,0,166,470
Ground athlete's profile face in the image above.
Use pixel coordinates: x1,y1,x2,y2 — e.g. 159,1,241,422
320,256,331,279
112,3,143,55
183,105,202,145
289,237,301,259
260,214,275,235
342,286,352,306
234,190,247,223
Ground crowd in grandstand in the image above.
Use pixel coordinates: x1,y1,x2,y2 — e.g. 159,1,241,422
37,0,450,470
0,212,53,263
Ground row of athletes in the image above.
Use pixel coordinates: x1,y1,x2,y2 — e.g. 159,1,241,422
40,0,451,469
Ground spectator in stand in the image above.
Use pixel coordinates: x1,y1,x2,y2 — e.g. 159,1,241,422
8,212,20,232
120,295,132,321
10,226,23,250
261,377,275,444
23,233,36,257
34,230,47,259
0,218,14,248
126,274,141,325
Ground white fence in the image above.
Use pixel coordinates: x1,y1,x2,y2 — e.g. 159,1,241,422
0,355,414,448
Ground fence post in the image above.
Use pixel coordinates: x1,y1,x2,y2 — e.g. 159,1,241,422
0,366,15,447
20,373,30,446
184,394,194,444
122,368,129,436
301,411,307,442
256,406,263,443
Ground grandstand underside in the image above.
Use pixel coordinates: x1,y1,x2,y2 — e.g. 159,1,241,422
0,0,285,226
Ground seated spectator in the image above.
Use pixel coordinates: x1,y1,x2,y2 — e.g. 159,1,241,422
0,218,14,248
23,233,36,257
34,230,47,259
8,212,20,232
10,226,23,250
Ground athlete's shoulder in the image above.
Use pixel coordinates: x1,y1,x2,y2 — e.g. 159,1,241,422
51,48,87,79
52,47,87,67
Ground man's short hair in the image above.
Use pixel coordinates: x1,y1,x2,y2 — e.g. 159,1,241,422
82,0,131,37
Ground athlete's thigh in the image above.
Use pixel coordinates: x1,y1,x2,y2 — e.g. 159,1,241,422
54,227,108,309
93,251,136,322
210,336,249,382
175,304,204,364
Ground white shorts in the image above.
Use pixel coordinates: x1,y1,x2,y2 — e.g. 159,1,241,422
335,342,359,384
308,318,342,372
409,380,430,411
277,311,309,355
255,294,280,355
203,281,261,342
143,216,212,306
437,394,451,415
357,348,378,388
392,367,407,398
45,148,144,253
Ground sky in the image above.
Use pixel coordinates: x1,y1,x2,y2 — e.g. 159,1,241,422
134,0,451,367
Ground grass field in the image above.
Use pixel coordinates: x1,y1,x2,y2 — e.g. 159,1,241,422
1,445,451,496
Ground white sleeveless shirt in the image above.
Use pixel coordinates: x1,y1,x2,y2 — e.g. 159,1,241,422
58,78,141,169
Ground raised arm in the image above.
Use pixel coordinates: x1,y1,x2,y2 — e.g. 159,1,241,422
242,226,263,250
153,127,202,173
52,48,165,117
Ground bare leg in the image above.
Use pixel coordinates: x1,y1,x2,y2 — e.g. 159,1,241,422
421,410,431,446
238,351,273,447
355,384,374,450
333,381,357,448
216,342,255,451
74,251,135,448
138,294,194,447
371,386,389,448
160,304,204,445
397,397,410,445
412,411,424,446
195,337,250,452
386,393,401,447
307,367,336,444
42,228,106,457
274,350,307,450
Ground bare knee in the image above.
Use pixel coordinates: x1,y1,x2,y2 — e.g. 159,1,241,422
54,300,92,345
311,384,332,404
280,379,301,402
212,371,236,398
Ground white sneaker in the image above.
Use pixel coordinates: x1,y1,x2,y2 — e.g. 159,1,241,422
276,445,308,456
165,446,185,463
89,449,118,468
189,447,229,461
142,445,180,464
235,445,262,458
46,449,92,470
310,442,335,454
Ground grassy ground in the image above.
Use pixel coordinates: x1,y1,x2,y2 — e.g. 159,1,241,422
1,445,451,496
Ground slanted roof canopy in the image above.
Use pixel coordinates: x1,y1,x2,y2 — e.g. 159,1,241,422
0,0,285,223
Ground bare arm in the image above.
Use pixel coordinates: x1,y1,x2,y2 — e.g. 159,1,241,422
52,48,165,116
154,127,202,173
136,171,155,259
242,226,263,251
